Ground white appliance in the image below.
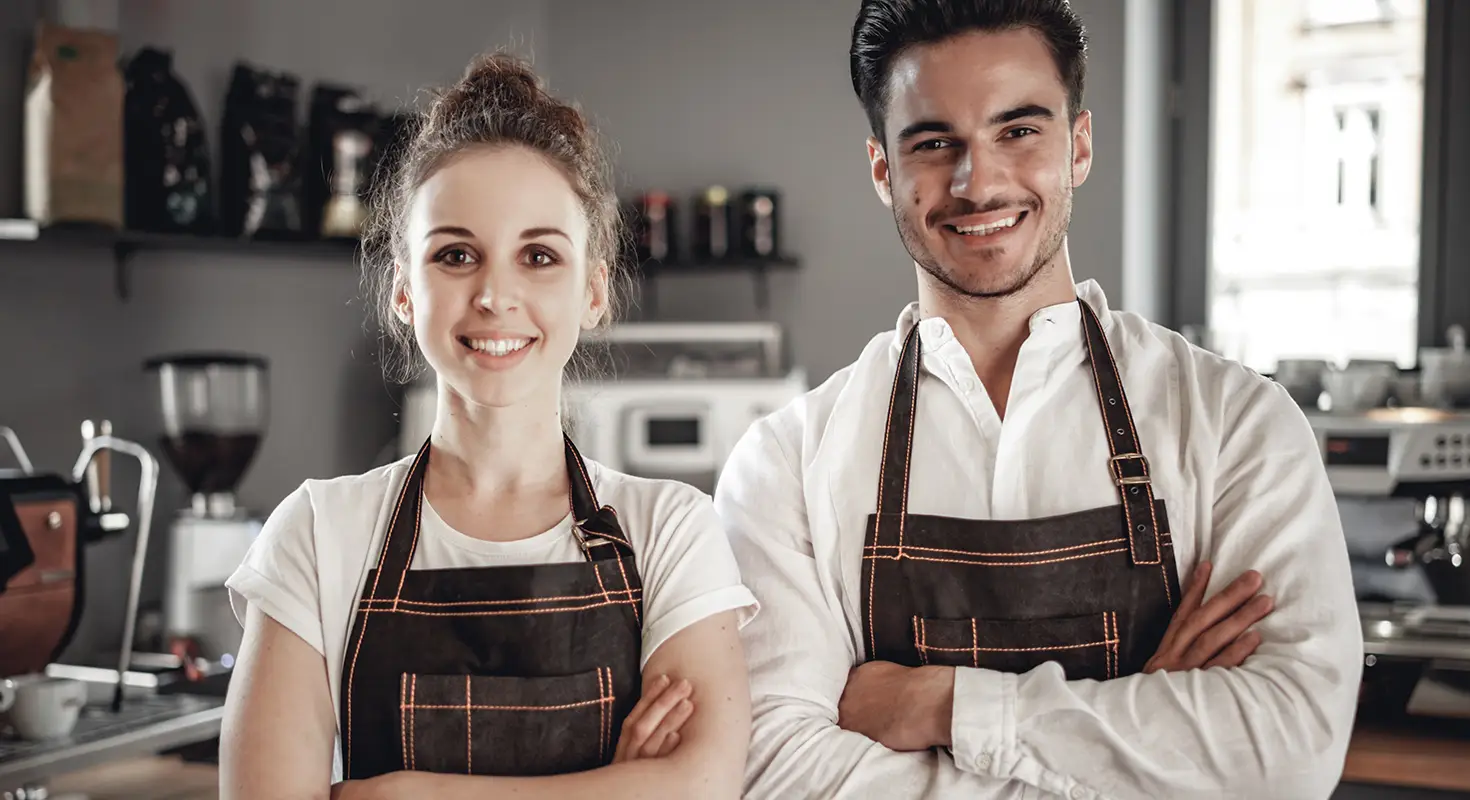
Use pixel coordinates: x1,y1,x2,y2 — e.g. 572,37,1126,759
1304,407,1470,497
398,323,808,493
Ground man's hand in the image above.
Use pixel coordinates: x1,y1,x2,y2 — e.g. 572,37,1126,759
612,673,694,762
1144,561,1274,673
838,661,954,751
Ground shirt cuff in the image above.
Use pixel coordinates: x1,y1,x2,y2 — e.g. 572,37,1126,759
949,666,1017,776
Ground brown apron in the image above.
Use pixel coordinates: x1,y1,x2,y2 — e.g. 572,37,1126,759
861,299,1182,680
339,435,643,779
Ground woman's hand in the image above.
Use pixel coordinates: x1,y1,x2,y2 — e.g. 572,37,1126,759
612,673,694,762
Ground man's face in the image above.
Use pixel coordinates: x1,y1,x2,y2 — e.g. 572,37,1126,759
867,27,1093,299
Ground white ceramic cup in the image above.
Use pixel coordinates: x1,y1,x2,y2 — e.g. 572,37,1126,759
0,674,87,740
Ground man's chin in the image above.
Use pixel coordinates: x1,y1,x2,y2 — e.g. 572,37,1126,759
926,261,1036,300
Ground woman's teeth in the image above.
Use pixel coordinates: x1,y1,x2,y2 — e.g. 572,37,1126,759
952,214,1022,236
463,337,531,356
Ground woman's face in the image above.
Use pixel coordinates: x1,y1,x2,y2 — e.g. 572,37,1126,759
395,144,608,411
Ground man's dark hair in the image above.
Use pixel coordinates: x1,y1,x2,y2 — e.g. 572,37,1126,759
850,0,1088,143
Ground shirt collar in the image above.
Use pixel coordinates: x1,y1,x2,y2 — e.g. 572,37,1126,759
889,279,1113,355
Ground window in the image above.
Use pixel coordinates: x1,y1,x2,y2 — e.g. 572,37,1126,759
1204,0,1426,372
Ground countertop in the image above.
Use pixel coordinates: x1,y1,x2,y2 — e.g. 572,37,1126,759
1344,716,1470,793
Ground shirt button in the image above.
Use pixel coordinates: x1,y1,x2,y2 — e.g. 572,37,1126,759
976,753,992,770
959,377,977,393
1070,787,1086,799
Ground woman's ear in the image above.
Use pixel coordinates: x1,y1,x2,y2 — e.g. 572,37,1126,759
391,263,413,325
582,260,610,330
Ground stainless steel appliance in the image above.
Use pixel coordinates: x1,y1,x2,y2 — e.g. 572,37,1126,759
0,424,159,714
144,354,267,669
397,323,808,495
1307,407,1470,721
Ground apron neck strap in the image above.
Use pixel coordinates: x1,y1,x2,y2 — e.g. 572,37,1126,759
870,298,1162,565
365,436,635,603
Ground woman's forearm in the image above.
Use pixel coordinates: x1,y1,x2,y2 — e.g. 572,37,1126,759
380,754,737,800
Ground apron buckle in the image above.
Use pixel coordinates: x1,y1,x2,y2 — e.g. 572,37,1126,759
1110,453,1151,486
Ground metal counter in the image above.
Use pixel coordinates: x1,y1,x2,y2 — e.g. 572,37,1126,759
0,693,223,790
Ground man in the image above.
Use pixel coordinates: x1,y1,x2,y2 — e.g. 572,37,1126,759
712,1,1364,798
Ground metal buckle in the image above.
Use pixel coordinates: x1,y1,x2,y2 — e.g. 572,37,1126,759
1110,452,1151,486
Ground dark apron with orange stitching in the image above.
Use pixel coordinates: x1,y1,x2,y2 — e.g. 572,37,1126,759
339,435,643,779
861,299,1181,680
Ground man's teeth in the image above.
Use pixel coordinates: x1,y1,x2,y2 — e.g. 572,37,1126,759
953,215,1021,236
465,338,531,356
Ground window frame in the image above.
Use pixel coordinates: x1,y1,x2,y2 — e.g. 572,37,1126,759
1168,0,1469,355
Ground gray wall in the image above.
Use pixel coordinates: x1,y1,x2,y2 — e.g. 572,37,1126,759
0,0,550,660
546,0,1135,384
0,0,1159,661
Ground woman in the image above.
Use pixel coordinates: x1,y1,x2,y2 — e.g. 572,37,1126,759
219,52,756,799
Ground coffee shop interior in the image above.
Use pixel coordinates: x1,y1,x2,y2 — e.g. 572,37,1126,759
3,0,1470,797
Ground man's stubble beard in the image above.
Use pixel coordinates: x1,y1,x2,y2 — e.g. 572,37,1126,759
893,171,1073,302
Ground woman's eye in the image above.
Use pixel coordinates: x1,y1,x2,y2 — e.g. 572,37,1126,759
436,247,475,266
527,248,559,267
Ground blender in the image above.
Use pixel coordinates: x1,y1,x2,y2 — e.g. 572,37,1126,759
145,353,268,669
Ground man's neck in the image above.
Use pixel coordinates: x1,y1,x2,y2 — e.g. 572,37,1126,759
916,259,1078,419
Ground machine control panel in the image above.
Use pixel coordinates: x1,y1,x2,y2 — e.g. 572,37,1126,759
1307,410,1470,496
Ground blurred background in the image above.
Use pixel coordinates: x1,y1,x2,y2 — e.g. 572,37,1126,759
1,0,1469,797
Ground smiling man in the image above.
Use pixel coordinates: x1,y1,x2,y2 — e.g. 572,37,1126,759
712,1,1365,798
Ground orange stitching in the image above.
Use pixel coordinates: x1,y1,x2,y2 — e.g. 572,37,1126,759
590,559,614,606
407,698,615,713
597,667,607,762
1094,306,1164,567
863,547,1128,568
568,437,601,507
899,329,919,558
1102,613,1112,679
360,588,641,608
410,675,417,770
346,445,427,773
465,675,473,774
864,538,1127,559
400,674,408,771
915,640,1115,654
970,618,979,668
612,552,641,626
392,490,424,609
604,667,615,760
871,329,912,659
362,598,643,617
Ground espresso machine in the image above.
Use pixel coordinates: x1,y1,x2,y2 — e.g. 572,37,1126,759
145,353,268,669
1306,406,1470,721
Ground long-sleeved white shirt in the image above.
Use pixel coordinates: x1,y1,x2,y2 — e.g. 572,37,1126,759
713,280,1364,800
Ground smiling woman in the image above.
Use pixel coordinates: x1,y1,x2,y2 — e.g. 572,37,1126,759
216,52,756,800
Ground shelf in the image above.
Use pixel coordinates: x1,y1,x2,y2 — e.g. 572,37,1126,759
0,218,360,300
634,255,799,316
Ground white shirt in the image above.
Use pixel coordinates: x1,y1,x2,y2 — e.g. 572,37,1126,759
712,280,1363,800
225,454,759,783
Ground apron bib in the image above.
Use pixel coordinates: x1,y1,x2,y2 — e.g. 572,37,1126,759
339,435,643,778
861,299,1182,679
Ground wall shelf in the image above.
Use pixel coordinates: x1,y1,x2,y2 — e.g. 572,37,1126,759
0,218,360,300
0,219,800,313
636,255,800,316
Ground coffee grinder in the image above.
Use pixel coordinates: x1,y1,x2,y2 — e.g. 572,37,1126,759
145,353,268,667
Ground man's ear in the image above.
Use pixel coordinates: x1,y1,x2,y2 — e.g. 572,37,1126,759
1070,109,1093,189
868,135,894,208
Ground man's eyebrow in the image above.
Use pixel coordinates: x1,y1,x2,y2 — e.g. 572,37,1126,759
989,104,1055,125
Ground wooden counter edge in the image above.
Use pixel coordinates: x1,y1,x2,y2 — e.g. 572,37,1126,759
1342,724,1470,792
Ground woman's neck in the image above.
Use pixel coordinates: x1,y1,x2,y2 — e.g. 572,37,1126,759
421,383,571,542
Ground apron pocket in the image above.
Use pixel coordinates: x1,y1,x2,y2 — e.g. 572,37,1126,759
913,612,1120,681
398,666,617,777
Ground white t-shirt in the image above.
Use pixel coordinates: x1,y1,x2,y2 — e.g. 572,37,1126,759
224,453,759,781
